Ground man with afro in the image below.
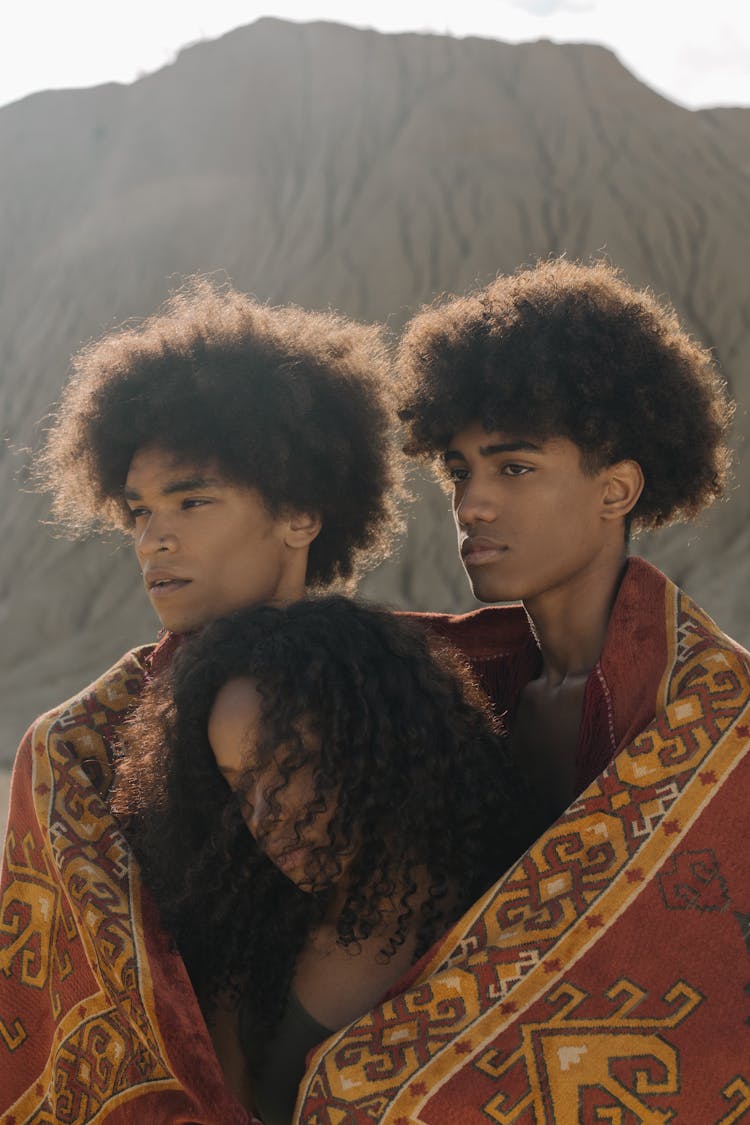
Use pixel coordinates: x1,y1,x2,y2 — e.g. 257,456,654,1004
295,258,750,1123
0,279,405,1123
398,256,734,820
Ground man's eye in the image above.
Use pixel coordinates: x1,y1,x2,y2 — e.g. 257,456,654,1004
128,507,149,521
181,497,210,510
502,464,531,477
447,467,469,483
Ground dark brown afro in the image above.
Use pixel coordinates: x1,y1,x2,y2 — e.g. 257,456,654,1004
397,258,733,529
34,278,404,587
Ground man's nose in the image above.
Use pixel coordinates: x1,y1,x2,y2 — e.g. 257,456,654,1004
454,478,497,527
135,515,177,559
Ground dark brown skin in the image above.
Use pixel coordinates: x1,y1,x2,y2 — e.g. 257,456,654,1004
510,525,631,819
207,914,418,1116
207,907,428,1116
293,909,419,1028
511,676,587,819
446,424,644,812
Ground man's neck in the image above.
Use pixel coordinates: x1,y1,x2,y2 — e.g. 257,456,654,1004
523,551,628,687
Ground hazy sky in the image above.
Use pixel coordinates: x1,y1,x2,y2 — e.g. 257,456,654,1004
1,0,748,111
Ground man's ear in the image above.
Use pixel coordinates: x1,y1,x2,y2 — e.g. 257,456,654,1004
601,460,644,521
284,510,322,549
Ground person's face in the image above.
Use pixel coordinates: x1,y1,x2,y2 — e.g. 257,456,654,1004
125,446,309,633
445,422,624,606
208,677,341,890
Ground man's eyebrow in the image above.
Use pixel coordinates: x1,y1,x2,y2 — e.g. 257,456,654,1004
123,476,220,501
161,476,220,495
443,440,542,462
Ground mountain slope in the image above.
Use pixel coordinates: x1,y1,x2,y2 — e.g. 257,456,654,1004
1,18,749,756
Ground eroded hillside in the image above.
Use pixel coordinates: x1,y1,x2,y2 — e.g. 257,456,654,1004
1,19,749,756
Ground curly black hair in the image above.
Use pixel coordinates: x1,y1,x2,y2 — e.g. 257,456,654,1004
397,258,733,530
33,277,404,586
112,596,536,1070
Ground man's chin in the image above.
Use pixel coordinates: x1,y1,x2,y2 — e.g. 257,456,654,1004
471,586,502,604
153,612,202,635
465,570,517,605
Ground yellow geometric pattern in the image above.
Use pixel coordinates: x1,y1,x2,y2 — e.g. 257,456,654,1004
0,648,180,1122
298,579,750,1123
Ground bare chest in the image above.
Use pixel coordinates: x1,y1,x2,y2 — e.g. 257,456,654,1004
510,676,588,818
293,923,417,1030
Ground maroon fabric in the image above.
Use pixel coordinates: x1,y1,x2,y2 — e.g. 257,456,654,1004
422,557,669,789
296,559,750,1123
0,645,255,1124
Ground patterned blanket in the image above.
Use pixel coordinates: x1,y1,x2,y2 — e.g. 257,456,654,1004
0,644,253,1124
3,561,749,1123
296,563,750,1123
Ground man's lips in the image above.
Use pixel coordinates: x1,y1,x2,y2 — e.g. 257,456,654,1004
144,570,192,596
460,537,508,564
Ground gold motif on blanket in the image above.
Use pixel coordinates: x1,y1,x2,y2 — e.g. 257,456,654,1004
477,978,702,1123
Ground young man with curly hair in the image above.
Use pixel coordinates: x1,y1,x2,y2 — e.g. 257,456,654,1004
297,260,750,1124
395,257,734,819
0,281,404,1124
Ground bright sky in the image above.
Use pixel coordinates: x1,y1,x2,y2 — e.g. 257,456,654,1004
1,0,748,112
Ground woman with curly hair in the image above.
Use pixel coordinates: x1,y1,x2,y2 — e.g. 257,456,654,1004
113,596,536,1124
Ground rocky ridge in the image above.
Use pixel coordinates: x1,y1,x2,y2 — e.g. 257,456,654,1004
1,18,749,759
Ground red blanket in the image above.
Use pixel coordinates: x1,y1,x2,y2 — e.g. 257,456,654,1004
3,560,748,1123
0,644,253,1124
296,561,750,1122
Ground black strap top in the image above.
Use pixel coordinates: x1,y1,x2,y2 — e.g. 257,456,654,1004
248,989,333,1125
